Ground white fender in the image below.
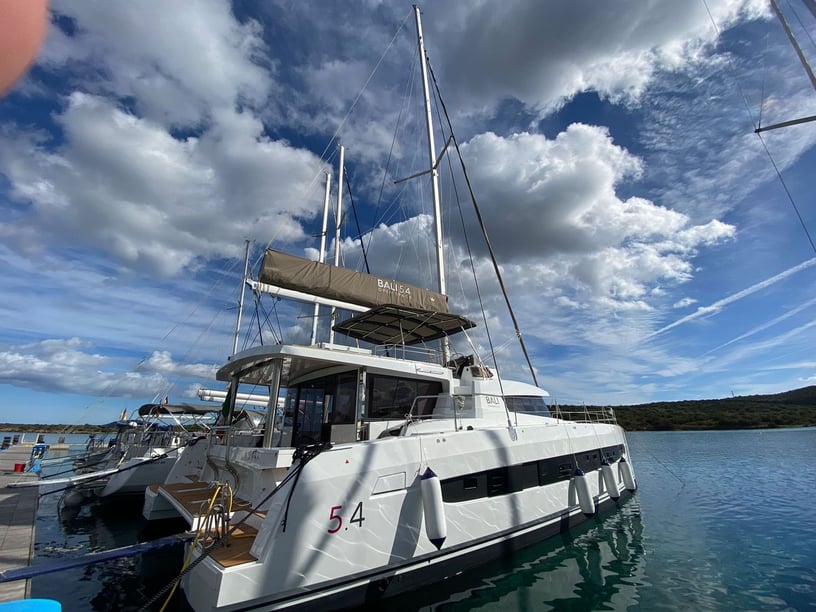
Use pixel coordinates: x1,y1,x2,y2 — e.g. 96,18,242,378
573,468,595,516
619,456,637,491
601,461,619,499
420,467,446,550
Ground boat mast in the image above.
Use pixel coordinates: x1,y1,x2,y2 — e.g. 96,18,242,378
329,144,345,345
414,4,450,364
311,171,332,345
231,239,251,356
770,0,816,92
757,0,816,133
197,239,254,410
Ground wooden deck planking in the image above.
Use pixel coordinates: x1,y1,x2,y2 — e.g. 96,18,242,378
203,523,259,568
157,482,252,516
157,481,268,567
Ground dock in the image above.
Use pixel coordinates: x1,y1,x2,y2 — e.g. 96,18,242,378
0,447,40,603
1,434,72,452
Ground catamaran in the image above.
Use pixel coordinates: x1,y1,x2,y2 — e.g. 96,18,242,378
146,6,637,610
10,402,217,506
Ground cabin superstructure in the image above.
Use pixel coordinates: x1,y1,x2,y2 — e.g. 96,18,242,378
215,301,545,448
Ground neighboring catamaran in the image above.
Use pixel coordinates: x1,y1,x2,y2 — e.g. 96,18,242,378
145,6,637,611
10,402,217,506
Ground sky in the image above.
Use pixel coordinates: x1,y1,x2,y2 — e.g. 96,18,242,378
1,0,816,425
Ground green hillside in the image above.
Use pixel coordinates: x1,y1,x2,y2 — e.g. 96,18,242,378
580,386,816,431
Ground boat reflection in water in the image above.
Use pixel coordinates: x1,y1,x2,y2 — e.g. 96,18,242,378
380,497,645,611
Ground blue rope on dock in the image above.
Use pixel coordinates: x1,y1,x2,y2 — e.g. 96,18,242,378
0,534,193,583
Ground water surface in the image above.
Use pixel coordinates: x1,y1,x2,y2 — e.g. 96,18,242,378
28,428,816,610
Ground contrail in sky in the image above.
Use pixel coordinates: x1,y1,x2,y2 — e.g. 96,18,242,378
644,257,816,341
704,295,816,355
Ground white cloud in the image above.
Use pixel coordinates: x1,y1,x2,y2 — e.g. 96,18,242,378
673,297,697,309
42,0,272,128
0,339,218,400
0,93,326,276
454,126,735,307
430,0,770,118
0,338,159,396
138,350,218,379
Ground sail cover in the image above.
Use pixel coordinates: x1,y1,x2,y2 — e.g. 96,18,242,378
258,249,449,313
332,305,475,345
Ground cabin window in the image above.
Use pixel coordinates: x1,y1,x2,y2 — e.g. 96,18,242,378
284,371,359,446
291,386,326,446
602,444,624,463
576,451,602,472
486,468,509,497
367,374,443,419
334,374,357,424
505,395,552,417
440,456,581,502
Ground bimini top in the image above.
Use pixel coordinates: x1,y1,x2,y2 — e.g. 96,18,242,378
137,402,220,417
332,304,476,346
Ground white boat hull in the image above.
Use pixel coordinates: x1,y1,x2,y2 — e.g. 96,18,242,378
181,421,634,611
142,438,212,520
191,491,630,611
98,450,181,497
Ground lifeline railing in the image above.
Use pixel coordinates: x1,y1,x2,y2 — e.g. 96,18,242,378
551,403,619,425
372,343,441,363
404,394,588,429
394,396,620,433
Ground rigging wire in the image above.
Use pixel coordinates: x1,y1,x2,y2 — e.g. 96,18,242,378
758,31,768,129
312,9,413,174
57,251,242,432
426,60,540,388
700,0,816,257
757,132,816,254
255,9,413,261
769,0,816,91
430,81,501,375
367,52,417,261
390,60,433,286
784,0,816,51
365,45,434,287
252,291,283,345
254,291,266,345
343,167,370,273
